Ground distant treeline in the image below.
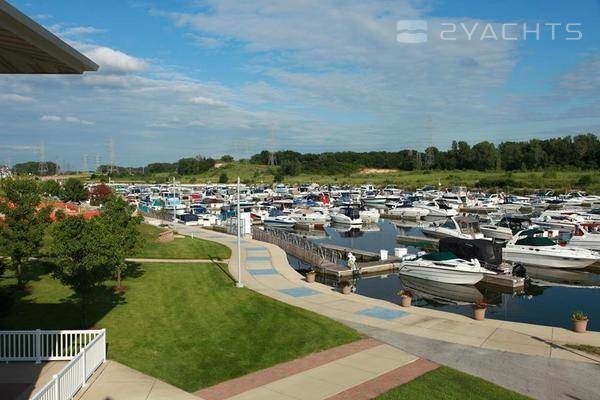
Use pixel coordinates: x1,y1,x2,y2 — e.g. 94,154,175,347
250,133,600,175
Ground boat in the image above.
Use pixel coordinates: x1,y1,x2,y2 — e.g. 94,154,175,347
288,209,329,224
359,207,380,224
387,201,430,220
421,216,485,240
398,251,495,285
502,229,600,269
412,200,457,218
263,215,297,228
568,224,600,251
480,215,531,241
330,206,362,225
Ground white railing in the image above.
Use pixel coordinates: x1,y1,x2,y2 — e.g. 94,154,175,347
0,329,106,400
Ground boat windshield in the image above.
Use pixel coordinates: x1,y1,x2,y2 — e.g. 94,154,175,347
515,236,555,246
420,252,458,261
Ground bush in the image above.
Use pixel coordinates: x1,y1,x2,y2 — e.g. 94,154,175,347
218,172,229,183
476,176,516,189
576,174,594,187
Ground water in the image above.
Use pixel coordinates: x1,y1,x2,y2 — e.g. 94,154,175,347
286,220,600,331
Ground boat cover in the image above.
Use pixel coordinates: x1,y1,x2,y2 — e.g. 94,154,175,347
438,238,503,266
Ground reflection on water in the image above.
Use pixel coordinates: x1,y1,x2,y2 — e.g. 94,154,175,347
286,219,600,331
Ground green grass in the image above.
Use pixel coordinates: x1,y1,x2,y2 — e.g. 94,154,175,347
565,344,600,356
105,163,600,193
376,366,531,400
0,262,360,391
133,223,231,260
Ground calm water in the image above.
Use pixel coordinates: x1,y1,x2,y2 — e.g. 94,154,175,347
287,220,600,331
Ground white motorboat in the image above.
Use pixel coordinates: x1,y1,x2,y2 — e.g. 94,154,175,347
530,212,582,232
400,276,484,305
359,208,380,224
413,200,457,218
330,206,362,225
480,215,531,241
398,252,495,285
288,209,329,224
502,229,600,269
568,224,600,251
421,216,485,240
387,201,430,220
263,215,297,228
362,195,387,206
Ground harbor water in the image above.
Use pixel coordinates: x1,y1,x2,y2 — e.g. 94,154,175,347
287,219,600,331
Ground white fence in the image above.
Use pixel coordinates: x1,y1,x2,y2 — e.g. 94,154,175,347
0,329,106,400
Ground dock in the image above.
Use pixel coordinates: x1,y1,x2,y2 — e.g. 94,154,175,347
396,234,439,250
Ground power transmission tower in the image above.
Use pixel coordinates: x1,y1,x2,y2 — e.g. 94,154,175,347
38,141,48,176
107,137,116,174
82,154,89,173
95,153,101,173
425,117,434,168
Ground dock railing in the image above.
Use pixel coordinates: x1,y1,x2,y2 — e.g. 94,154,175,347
251,226,339,266
0,329,106,400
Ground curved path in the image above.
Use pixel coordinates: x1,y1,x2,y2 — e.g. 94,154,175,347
176,225,600,400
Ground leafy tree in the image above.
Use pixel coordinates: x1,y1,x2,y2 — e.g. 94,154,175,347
0,179,51,287
218,172,229,183
48,216,116,327
89,183,113,206
97,197,142,289
40,179,62,197
220,155,234,162
61,178,88,202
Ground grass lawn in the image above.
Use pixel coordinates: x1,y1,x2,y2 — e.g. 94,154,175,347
565,344,600,356
0,261,360,392
133,223,231,260
376,367,530,400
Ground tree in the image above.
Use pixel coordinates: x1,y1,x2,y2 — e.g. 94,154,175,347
97,197,142,290
89,184,113,206
0,179,51,287
48,216,115,327
218,172,229,183
40,179,62,197
220,155,234,162
61,178,88,202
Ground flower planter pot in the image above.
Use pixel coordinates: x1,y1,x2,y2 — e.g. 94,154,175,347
400,296,412,307
573,319,588,333
473,307,486,321
305,271,316,283
341,284,352,295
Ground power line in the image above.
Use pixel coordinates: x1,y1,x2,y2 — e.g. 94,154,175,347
39,141,47,176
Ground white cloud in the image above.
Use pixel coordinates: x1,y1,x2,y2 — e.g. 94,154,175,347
0,94,36,103
189,96,227,107
83,46,148,74
41,115,94,125
61,26,106,37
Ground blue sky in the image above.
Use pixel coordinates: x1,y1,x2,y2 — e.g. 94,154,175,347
0,0,599,169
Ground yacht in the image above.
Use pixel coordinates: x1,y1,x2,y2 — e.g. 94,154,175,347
263,215,297,228
480,215,531,241
413,200,457,218
288,209,329,224
330,206,362,225
387,201,430,220
568,224,600,251
398,252,495,285
359,207,380,224
421,216,485,240
502,229,600,269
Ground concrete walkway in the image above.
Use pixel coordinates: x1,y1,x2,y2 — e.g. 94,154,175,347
196,338,437,400
176,225,600,400
75,360,202,400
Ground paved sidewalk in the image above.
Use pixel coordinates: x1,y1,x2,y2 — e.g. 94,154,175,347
175,226,600,399
196,338,437,400
75,360,202,400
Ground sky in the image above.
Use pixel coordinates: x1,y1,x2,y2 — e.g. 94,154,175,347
0,0,599,169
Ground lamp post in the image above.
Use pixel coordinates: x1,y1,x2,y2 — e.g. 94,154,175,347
236,176,244,288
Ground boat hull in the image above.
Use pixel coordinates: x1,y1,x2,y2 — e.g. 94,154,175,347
398,262,485,285
502,248,598,269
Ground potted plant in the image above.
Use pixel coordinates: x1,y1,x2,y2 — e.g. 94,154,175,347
340,280,352,295
572,311,589,333
398,289,413,307
305,269,316,283
472,299,488,321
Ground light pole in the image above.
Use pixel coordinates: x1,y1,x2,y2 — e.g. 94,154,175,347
236,176,244,288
